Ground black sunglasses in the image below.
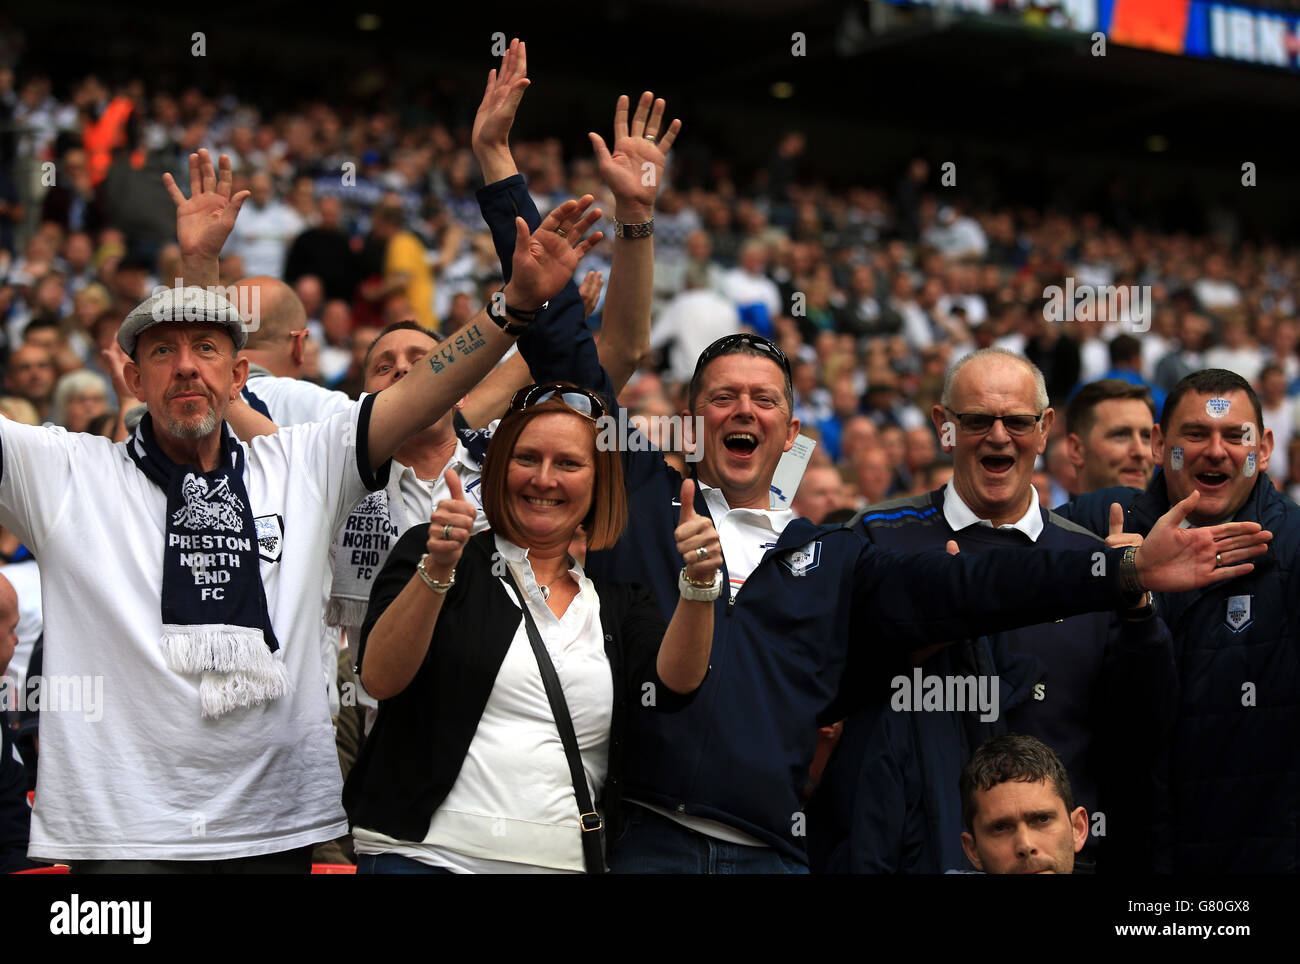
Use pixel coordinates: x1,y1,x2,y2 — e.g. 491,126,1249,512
944,408,1044,437
693,333,792,383
508,383,607,421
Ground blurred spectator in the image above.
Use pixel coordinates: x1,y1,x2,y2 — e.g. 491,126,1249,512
283,194,359,300
793,464,847,523
649,269,741,385
1204,315,1262,383
1098,333,1166,415
5,343,55,421
1259,364,1292,485
358,201,436,330
41,148,103,235
1154,312,1209,394
1193,253,1241,311
226,171,304,279
721,240,780,336
49,369,110,431
852,445,892,506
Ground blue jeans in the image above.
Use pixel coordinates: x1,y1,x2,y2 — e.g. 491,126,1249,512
610,805,809,874
356,853,455,874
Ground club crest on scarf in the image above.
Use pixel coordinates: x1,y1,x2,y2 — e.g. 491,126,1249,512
172,473,246,532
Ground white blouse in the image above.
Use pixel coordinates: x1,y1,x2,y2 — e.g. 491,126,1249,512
353,535,613,873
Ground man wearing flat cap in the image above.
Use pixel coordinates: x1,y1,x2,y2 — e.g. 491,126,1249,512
0,150,599,871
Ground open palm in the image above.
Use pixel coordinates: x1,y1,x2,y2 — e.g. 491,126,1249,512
506,196,604,309
590,91,681,211
163,149,248,264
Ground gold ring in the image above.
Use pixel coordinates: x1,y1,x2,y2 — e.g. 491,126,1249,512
696,546,708,561
443,524,454,540
556,227,568,238
643,134,658,143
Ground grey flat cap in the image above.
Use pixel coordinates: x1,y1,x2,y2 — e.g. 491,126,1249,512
118,285,248,356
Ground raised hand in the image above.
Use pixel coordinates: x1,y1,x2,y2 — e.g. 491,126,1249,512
163,149,249,269
424,470,478,573
676,479,722,588
502,196,603,310
100,341,139,407
589,91,681,219
1135,490,1271,592
578,269,604,318
1106,502,1142,549
472,37,529,161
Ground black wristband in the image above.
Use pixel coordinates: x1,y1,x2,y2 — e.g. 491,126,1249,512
487,294,529,336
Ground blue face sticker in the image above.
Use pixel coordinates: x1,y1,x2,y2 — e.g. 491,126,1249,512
1169,446,1184,472
1206,397,1231,418
1244,451,1257,478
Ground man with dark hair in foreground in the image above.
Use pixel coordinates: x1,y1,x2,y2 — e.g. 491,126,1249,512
960,733,1087,875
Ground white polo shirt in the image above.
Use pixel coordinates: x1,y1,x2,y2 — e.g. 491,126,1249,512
942,482,1043,541
0,402,377,861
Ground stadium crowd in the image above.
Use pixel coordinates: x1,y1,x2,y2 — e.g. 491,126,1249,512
0,39,1295,875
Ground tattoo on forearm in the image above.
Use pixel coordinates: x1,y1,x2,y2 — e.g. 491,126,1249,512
428,323,488,375
455,324,487,355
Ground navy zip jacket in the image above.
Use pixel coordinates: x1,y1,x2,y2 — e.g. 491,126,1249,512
844,488,1177,871
1057,470,1300,872
479,173,1146,862
806,637,1038,873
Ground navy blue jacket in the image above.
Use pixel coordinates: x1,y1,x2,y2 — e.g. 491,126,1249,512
806,637,1038,873
1057,471,1300,872
482,174,1146,863
1,719,35,872
829,489,1176,872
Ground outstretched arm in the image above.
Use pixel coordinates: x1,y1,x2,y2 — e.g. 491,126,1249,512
855,492,1270,648
366,199,603,470
589,91,681,389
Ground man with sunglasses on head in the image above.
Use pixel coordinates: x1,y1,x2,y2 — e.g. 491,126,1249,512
812,349,1175,873
516,296,1269,871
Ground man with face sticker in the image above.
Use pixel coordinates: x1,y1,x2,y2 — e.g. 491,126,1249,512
1056,368,1300,872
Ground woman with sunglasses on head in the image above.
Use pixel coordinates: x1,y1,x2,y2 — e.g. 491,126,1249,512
343,383,721,874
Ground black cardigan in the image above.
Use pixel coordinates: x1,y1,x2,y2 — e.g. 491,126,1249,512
343,527,698,859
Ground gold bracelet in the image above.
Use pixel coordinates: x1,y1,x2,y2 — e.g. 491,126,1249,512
417,553,455,594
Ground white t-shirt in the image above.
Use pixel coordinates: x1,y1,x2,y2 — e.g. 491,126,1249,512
244,372,358,716
0,403,378,860
352,535,611,873
245,372,353,427
226,202,305,279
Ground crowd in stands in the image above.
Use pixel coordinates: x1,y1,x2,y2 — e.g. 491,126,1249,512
4,69,1300,516
0,51,1296,877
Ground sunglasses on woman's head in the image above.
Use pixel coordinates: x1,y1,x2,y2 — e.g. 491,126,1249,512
508,383,607,421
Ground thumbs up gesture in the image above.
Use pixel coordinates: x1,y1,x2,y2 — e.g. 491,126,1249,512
425,469,479,572
1105,501,1143,549
675,479,722,587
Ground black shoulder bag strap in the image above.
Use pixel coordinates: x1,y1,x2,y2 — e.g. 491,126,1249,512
499,566,606,875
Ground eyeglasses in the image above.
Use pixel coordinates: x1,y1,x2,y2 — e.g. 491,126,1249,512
944,409,1044,436
693,333,792,383
508,383,607,422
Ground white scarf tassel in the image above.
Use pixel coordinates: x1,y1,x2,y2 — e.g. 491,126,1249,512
162,624,291,718
199,660,292,719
